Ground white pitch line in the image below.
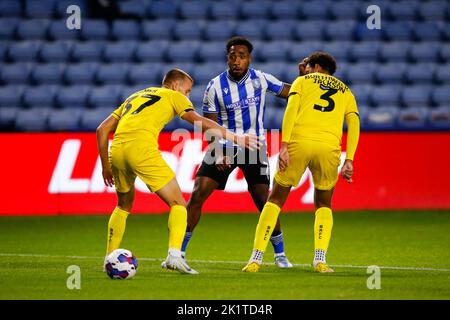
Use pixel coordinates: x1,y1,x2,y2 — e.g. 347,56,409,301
1,253,450,272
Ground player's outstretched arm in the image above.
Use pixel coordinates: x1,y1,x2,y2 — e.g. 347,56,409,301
181,110,260,151
342,112,360,183
96,115,119,187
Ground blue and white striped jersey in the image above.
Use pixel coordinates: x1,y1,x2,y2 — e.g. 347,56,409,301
202,68,285,139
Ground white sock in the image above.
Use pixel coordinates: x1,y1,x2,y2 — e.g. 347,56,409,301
250,249,264,264
314,249,326,266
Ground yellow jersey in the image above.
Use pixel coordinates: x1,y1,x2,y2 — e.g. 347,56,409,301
111,87,194,146
282,72,359,147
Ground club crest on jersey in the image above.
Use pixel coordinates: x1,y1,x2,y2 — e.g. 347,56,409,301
252,79,261,89
223,88,229,95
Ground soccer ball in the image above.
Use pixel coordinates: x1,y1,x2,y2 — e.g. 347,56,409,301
105,249,138,279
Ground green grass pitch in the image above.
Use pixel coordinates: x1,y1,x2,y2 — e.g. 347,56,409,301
1,211,449,300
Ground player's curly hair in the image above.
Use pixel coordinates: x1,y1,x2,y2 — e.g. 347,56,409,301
307,51,337,75
226,36,253,53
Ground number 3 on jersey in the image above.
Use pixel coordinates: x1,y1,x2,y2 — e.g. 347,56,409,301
314,84,337,112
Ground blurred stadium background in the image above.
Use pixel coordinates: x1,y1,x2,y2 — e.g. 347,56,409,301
0,0,449,132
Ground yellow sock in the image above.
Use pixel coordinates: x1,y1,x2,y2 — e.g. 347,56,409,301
253,202,281,252
314,207,333,252
106,207,129,255
168,205,187,251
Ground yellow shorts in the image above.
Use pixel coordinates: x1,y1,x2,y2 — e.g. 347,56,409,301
274,139,341,190
109,140,175,193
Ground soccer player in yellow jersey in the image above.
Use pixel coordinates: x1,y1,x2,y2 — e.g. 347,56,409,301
96,69,258,275
242,52,360,273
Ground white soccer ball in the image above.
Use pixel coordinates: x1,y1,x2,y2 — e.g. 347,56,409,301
105,249,138,279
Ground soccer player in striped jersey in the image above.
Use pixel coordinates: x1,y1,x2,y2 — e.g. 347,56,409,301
242,52,360,273
181,36,293,268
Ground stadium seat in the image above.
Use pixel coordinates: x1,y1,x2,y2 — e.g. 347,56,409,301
384,22,414,41
203,21,236,41
80,107,115,131
418,1,447,20
189,85,205,108
32,63,66,85
414,22,443,41
167,41,200,62
96,64,130,84
103,41,138,62
330,1,360,20
444,23,450,41
379,42,411,62
178,1,209,19
135,40,169,62
141,19,175,40
147,0,178,19
354,22,383,41
265,20,296,41
375,63,407,84
40,41,73,62
159,62,194,80
47,108,82,131
0,41,7,61
197,41,226,62
370,85,402,106
80,20,109,40
351,41,380,62
293,21,325,41
322,41,352,62
111,20,141,40
388,1,418,20
287,41,323,63
0,85,25,107
235,20,267,41
23,85,58,107
402,85,432,108
0,18,19,40
56,85,91,108
366,107,399,130
48,19,80,40
64,62,99,85
325,21,356,41
16,19,49,40
0,63,32,84
25,0,56,19
284,63,301,83
254,62,287,81
258,41,289,62
0,1,22,17
405,63,436,84
121,85,147,101
397,107,428,129
411,42,441,63
117,0,147,19
173,20,204,41
127,63,162,86
440,44,450,62
432,85,450,106
346,63,377,85
0,106,19,130
15,107,51,131
71,41,105,62
88,85,123,108
6,37,42,61
435,65,450,84
209,1,239,20
299,1,329,20
192,63,226,86
269,0,299,20
240,1,270,20
429,106,450,128
55,0,86,18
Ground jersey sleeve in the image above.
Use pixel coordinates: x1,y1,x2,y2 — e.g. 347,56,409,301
172,91,195,117
345,91,359,116
202,80,219,114
288,76,303,97
111,102,125,120
263,72,285,95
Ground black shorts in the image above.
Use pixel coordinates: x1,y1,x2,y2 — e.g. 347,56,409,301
196,144,270,190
